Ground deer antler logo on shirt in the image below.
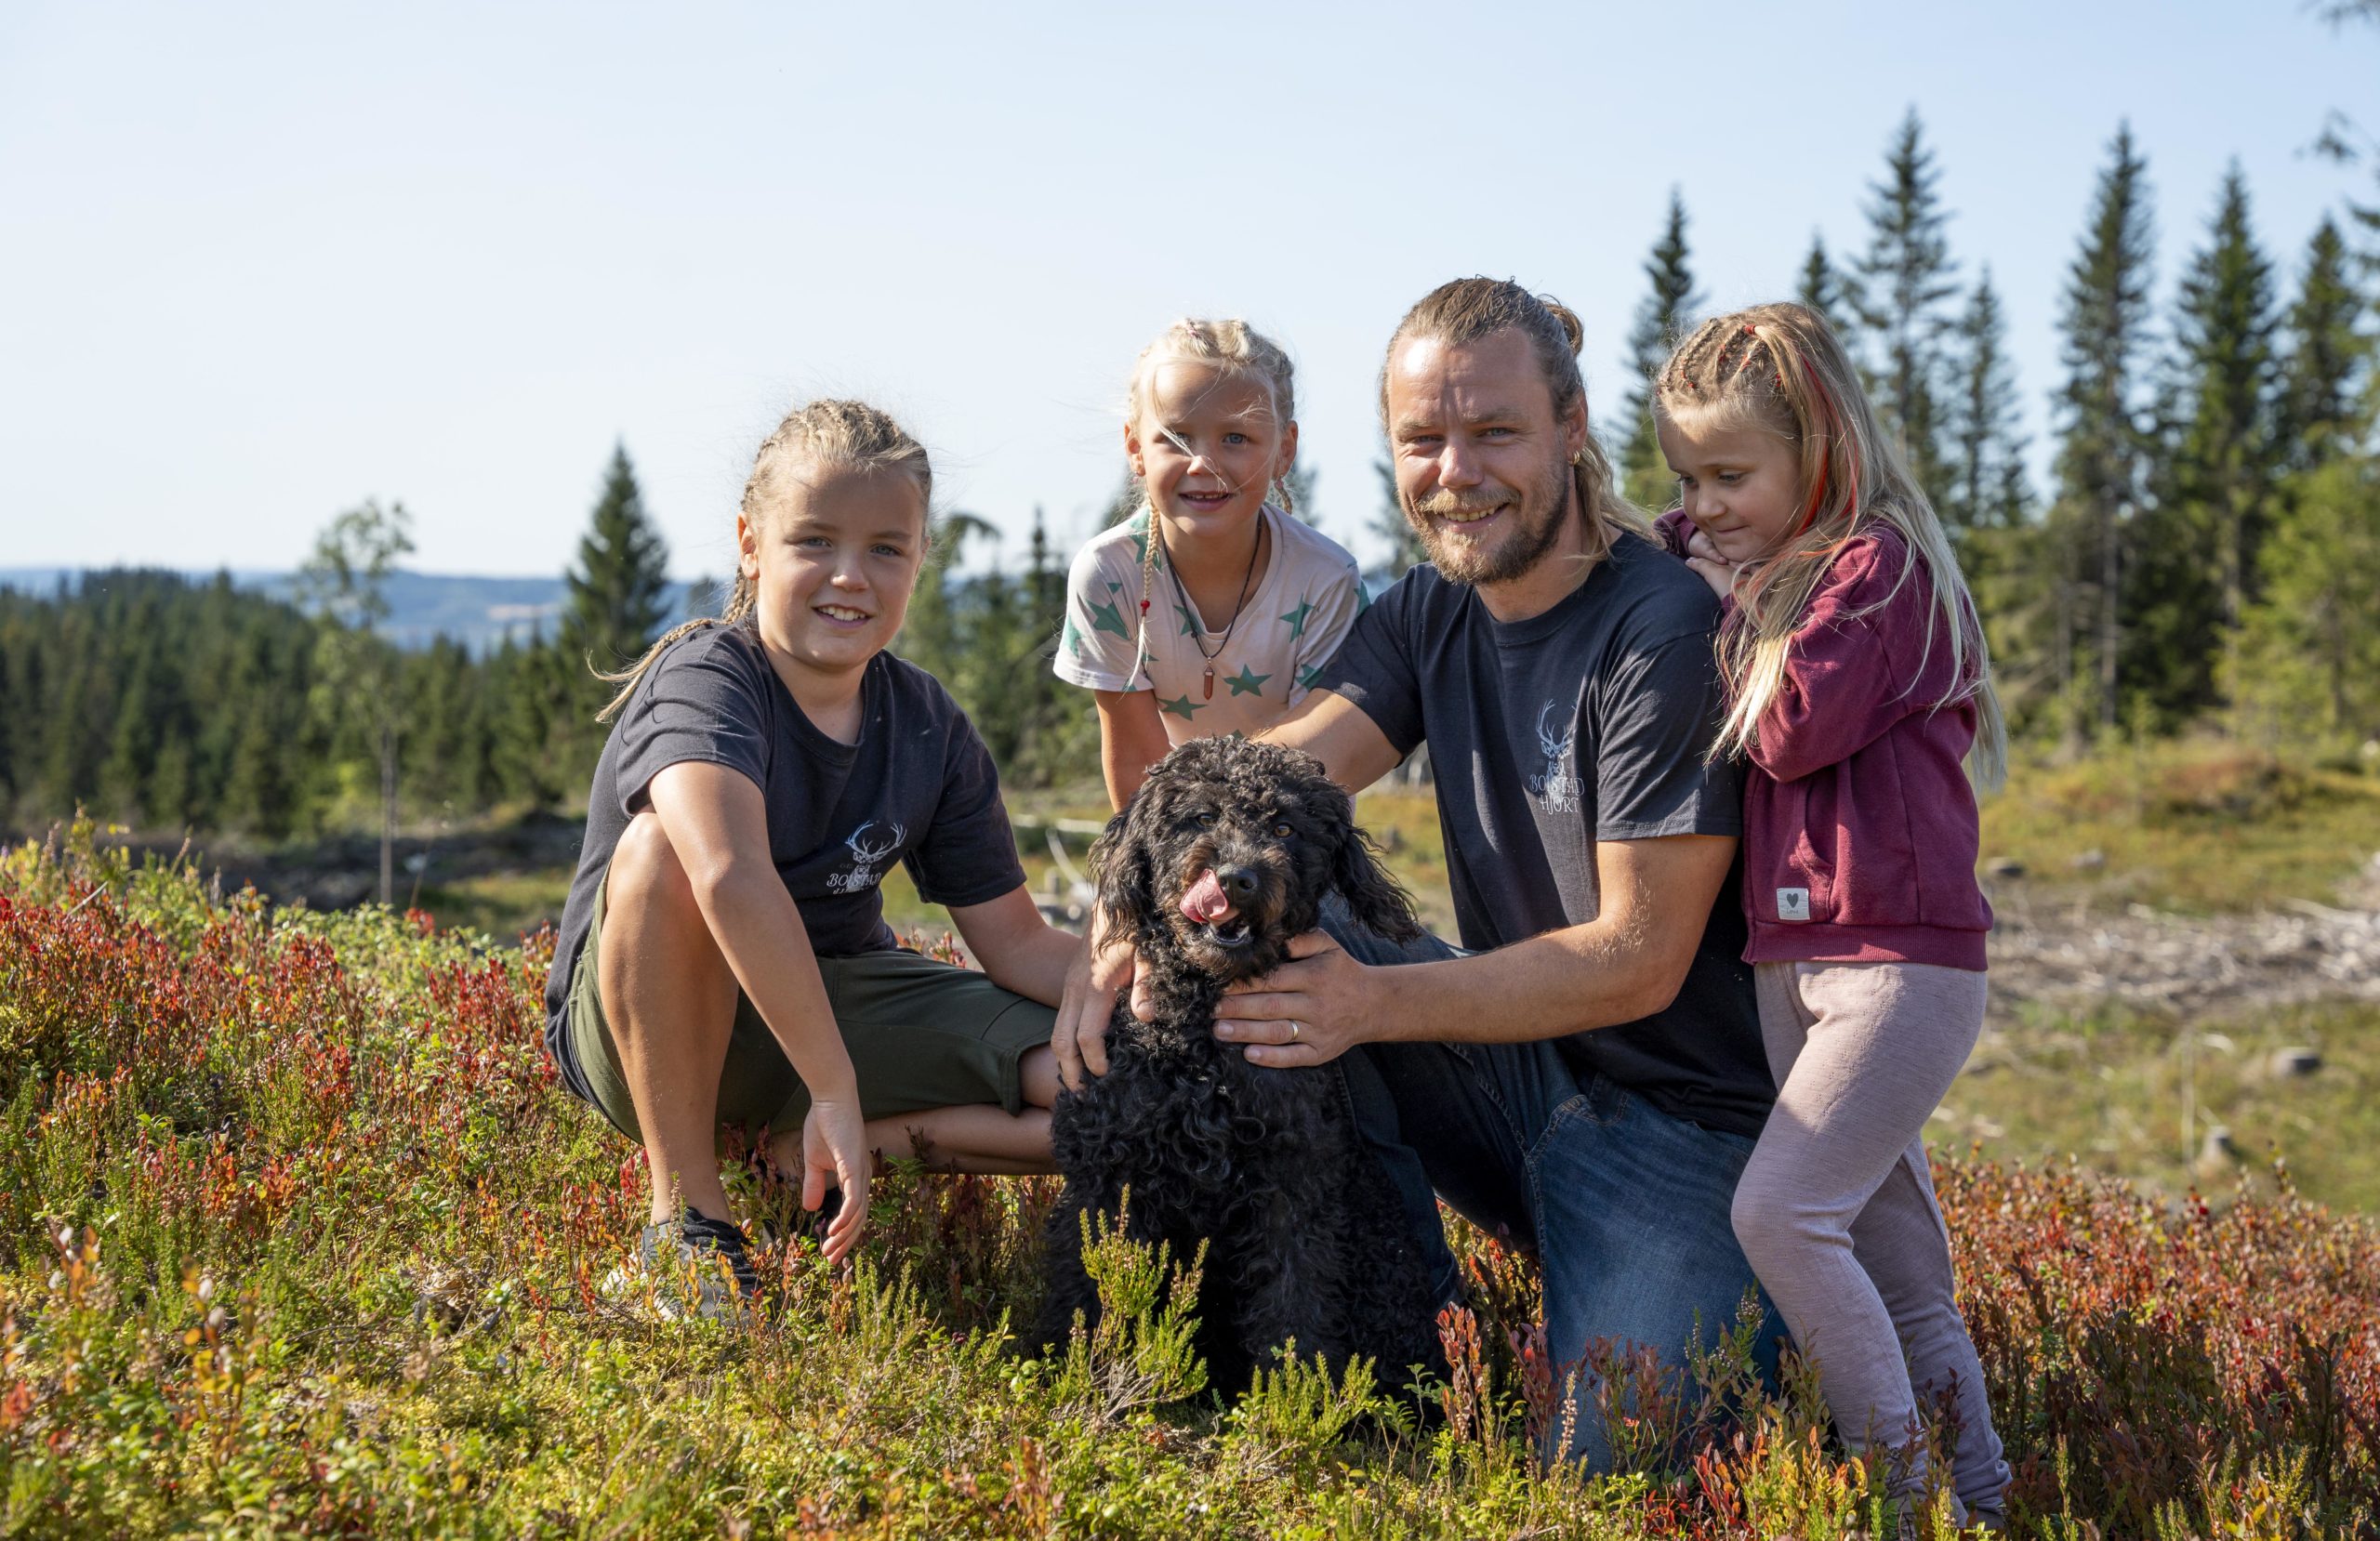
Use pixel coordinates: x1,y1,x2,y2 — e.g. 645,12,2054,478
825,820,907,894
1527,700,1581,814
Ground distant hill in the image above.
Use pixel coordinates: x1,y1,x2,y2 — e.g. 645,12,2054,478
0,567,714,653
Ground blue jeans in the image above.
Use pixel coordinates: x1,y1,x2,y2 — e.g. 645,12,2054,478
1325,908,1786,1469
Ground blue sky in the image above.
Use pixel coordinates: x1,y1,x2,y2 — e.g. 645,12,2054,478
3,1,2373,582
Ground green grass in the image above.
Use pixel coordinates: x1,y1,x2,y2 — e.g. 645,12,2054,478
1977,738,2380,915
414,869,575,942
1944,995,2380,1214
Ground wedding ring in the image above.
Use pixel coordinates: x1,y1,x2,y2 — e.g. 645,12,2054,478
1289,1021,1301,1042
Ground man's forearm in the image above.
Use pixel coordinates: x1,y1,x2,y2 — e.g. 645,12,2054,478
1360,921,1678,1046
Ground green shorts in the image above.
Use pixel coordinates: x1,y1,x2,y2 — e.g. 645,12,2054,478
563,874,1058,1142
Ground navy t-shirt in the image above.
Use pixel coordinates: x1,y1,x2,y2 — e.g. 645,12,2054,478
1316,533,1773,1139
541,623,1027,1104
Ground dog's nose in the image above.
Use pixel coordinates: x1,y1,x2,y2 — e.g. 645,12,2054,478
1218,866,1261,903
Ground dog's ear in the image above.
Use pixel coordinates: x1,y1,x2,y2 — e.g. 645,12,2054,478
1089,800,1157,944
1332,817,1422,942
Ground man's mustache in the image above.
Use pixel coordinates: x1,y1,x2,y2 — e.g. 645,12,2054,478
1408,489,1512,520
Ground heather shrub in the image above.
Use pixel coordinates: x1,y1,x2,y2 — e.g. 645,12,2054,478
1,821,2374,1536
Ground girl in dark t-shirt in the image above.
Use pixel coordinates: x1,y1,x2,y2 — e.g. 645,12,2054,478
544,400,1082,1316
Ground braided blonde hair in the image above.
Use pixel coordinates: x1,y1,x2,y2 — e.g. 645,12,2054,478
595,399,932,722
1652,302,2005,786
1119,318,1299,685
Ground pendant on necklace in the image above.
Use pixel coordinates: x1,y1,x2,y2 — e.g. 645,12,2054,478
1202,666,1215,700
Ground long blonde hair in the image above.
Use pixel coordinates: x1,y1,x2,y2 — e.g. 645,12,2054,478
1652,302,2006,787
1380,277,1651,569
594,398,932,722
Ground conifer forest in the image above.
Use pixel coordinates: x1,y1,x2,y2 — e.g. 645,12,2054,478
7,111,2378,850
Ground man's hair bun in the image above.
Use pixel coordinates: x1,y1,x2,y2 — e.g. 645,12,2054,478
1541,298,1587,357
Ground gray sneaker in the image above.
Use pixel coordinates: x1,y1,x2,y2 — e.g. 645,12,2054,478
637,1207,762,1323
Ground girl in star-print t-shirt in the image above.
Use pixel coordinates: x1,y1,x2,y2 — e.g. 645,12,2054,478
1054,317,1366,810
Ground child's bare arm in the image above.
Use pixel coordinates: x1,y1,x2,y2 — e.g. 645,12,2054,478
948,886,1078,1008
645,760,869,1258
1093,689,1171,811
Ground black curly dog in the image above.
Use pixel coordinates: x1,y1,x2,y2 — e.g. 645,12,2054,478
1036,736,1447,1391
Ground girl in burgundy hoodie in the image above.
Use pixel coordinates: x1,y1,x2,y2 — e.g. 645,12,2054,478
1652,303,2011,1529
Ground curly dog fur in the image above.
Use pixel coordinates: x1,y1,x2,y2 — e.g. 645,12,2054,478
1036,736,1447,1390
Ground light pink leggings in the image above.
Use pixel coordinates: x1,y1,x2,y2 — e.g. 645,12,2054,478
1734,961,2010,1519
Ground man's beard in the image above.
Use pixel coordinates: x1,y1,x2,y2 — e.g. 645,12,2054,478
1403,454,1574,586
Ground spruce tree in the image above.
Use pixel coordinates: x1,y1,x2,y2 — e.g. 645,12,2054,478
483,636,531,806
184,573,243,827
99,600,161,821
564,442,673,677
898,509,995,681
1853,109,1961,509
219,619,309,837
1619,189,1700,510
1944,269,2030,554
1027,506,1062,620
968,552,1028,773
39,649,101,820
1099,471,1143,530
403,638,475,815
2238,454,2380,739
1796,232,1849,336
2278,217,2369,471
1368,458,1428,580
2170,164,2281,703
492,629,577,813
1016,505,1098,785
1281,463,1320,526
146,736,193,832
2048,123,2157,737
2233,194,2376,742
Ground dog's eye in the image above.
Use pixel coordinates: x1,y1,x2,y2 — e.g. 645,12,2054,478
1272,821,1293,838
1196,810,1218,829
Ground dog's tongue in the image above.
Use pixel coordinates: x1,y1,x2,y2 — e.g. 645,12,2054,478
1180,869,1233,924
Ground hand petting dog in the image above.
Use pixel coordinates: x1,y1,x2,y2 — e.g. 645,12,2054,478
1207,929,1376,1068
1054,900,1393,1084
1051,922,1132,1090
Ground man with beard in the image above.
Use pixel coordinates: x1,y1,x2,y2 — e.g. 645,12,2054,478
1052,278,1782,1468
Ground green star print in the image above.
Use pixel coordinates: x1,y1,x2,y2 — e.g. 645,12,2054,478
1158,692,1205,721
1090,598,1129,639
1223,665,1270,697
1279,597,1316,639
